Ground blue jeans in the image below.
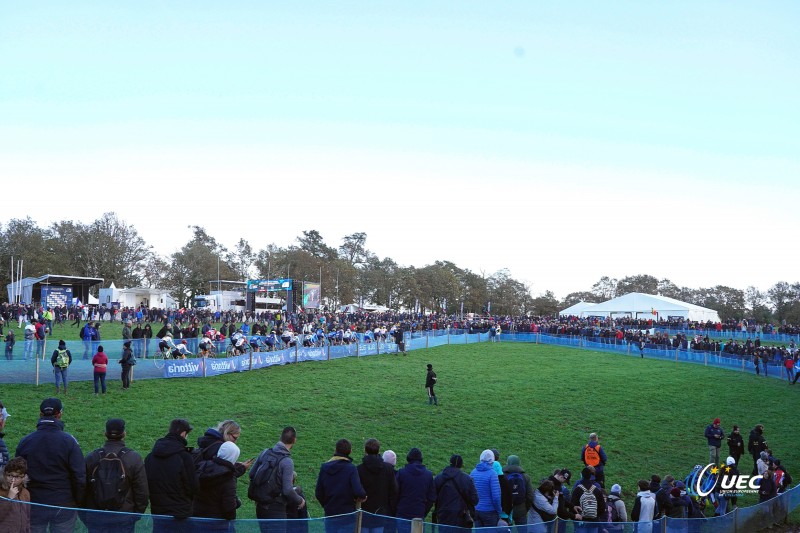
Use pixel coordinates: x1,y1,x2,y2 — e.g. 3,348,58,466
25,339,34,359
54,366,69,390
94,371,107,393
474,510,499,528
31,506,77,533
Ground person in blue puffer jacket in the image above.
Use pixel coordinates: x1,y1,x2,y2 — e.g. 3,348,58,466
470,449,502,527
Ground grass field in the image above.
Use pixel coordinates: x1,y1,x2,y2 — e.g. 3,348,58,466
1,339,798,521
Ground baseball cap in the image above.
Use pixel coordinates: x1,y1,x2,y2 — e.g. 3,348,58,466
106,418,126,437
40,397,63,416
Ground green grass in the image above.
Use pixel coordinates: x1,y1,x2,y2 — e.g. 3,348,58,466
2,342,798,521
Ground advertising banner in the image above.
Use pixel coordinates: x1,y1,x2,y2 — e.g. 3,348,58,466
303,282,321,309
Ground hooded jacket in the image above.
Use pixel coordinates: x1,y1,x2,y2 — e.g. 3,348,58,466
632,490,656,522
193,456,239,520
15,417,86,506
503,461,535,515
84,439,149,513
144,432,198,518
315,455,366,516
396,461,436,519
434,466,478,517
470,461,501,514
357,454,398,516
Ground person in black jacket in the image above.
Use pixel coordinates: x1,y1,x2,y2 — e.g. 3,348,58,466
145,419,198,533
120,341,135,390
748,425,768,475
196,420,253,478
193,441,241,523
433,454,478,527
727,425,745,466
425,364,438,405
15,397,86,533
357,438,398,523
83,418,149,533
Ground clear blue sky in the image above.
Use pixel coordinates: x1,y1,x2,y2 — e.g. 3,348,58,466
2,1,798,298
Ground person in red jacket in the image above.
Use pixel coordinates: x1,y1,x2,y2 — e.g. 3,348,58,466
92,345,108,395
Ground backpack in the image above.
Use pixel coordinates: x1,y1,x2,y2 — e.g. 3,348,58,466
89,448,130,510
506,472,527,506
608,496,621,522
584,445,601,467
55,349,70,368
248,450,287,504
578,484,598,519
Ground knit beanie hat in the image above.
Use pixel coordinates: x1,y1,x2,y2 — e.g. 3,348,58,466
407,447,423,463
507,455,520,466
726,456,736,466
611,484,621,495
480,449,495,463
217,441,240,464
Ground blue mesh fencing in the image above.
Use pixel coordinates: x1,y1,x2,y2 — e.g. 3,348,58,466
0,497,797,532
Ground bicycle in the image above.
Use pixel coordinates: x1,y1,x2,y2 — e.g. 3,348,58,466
154,344,193,369
225,340,253,358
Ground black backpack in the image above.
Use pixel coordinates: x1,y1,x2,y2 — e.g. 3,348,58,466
89,448,130,511
506,472,527,506
248,450,287,504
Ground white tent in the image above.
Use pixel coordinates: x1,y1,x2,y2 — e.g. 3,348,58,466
559,301,597,317
579,292,721,323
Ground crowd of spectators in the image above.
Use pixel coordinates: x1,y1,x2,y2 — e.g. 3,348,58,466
0,399,793,532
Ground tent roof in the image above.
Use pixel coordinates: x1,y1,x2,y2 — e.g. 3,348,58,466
582,292,720,322
559,301,596,316
22,274,104,287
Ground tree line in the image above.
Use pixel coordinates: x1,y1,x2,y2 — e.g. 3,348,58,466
1,215,799,323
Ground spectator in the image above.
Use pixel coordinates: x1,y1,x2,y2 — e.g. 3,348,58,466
425,364,438,405
758,468,778,503
490,449,512,523
357,438,399,528
119,341,135,390
0,401,9,469
502,454,534,526
748,424,768,475
249,426,305,527
704,417,724,465
315,438,366,533
24,320,36,360
144,418,198,533
15,397,86,533
716,457,738,515
91,345,108,395
84,418,149,533
654,475,675,518
470,449,502,527
197,420,253,474
607,483,627,522
396,447,436,521
570,467,606,523
631,479,656,529
581,432,607,488
757,451,770,476
50,340,72,395
4,328,14,360
529,479,559,528
727,425,745,466
0,457,31,532
433,454,477,528
193,441,241,522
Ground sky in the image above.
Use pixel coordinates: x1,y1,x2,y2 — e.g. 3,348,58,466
1,1,798,299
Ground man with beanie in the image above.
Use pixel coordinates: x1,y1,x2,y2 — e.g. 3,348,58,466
16,397,86,533
357,438,398,524
502,455,534,525
425,364,438,405
84,419,149,532
608,483,627,522
315,439,366,533
396,447,436,521
705,417,725,465
470,450,502,527
434,454,478,528
51,339,72,395
748,424,768,475
145,418,198,533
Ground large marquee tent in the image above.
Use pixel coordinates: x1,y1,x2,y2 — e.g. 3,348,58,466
558,301,597,317
572,292,721,323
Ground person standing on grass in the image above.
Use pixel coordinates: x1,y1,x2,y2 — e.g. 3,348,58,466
705,417,724,466
249,426,306,527
426,364,438,405
396,447,436,522
357,438,399,527
470,449,502,527
748,424,768,475
581,432,607,488
315,438,367,533
91,345,108,395
120,341,136,390
727,425,745,466
51,339,72,395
